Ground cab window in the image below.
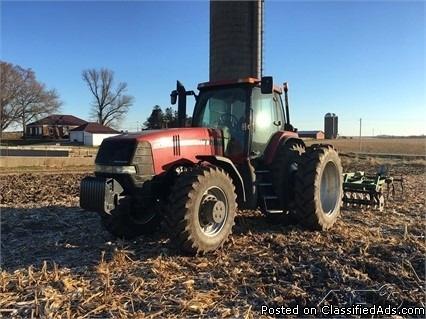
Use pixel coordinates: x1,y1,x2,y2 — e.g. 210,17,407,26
193,87,248,157
251,87,280,155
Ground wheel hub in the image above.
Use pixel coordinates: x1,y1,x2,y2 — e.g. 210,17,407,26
212,201,226,223
320,161,340,214
198,187,229,236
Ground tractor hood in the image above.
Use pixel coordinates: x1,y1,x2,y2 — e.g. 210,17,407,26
99,127,223,174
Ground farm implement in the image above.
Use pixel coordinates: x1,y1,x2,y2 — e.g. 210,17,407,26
342,166,404,211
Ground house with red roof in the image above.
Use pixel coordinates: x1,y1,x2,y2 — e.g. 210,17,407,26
26,114,87,139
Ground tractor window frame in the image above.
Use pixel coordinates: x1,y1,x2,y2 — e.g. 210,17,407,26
274,92,286,129
192,85,252,161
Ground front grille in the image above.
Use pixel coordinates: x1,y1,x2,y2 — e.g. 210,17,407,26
95,138,154,189
133,141,154,184
96,139,136,165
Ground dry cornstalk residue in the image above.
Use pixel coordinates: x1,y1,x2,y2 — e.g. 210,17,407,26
0,158,425,318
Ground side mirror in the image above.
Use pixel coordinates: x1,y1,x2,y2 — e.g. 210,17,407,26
170,90,177,105
283,82,288,93
261,76,273,94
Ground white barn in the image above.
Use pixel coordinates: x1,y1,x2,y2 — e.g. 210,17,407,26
70,122,119,146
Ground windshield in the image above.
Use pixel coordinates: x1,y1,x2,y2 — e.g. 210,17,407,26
193,87,247,128
193,87,248,157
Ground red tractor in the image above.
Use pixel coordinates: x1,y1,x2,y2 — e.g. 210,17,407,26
80,77,343,254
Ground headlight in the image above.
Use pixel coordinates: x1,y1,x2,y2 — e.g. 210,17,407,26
95,165,137,174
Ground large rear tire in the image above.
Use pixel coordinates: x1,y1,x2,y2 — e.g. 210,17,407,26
294,145,343,230
163,166,237,254
269,141,305,224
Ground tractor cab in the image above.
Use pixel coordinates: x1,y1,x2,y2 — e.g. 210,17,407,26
172,76,296,163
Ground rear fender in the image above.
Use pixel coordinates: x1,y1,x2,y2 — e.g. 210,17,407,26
263,131,304,165
196,155,246,204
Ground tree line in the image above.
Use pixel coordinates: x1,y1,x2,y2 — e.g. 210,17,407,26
144,105,192,129
0,61,61,136
0,61,135,136
1,60,191,136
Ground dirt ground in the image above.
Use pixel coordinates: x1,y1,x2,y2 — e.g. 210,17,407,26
0,157,425,318
305,137,425,156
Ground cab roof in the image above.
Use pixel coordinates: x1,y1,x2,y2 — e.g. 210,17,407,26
197,77,283,94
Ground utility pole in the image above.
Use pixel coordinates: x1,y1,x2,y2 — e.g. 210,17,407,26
359,118,362,152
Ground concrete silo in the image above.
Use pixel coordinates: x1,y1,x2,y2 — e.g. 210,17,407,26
209,0,263,81
324,113,338,139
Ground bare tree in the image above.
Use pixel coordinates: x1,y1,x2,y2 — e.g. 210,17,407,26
82,68,133,127
0,62,26,133
14,72,61,138
0,61,61,136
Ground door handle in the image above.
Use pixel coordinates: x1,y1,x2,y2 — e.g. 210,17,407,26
273,120,281,126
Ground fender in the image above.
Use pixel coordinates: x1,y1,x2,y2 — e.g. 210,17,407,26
263,131,304,165
196,155,246,203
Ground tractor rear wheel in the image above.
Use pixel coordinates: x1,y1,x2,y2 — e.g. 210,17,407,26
163,166,237,254
269,140,305,224
294,145,343,230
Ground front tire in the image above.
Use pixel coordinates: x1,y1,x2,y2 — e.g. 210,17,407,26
101,196,162,239
100,178,163,239
164,166,237,254
294,145,343,230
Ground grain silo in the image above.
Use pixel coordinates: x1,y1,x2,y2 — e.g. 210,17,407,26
210,0,263,81
324,113,338,139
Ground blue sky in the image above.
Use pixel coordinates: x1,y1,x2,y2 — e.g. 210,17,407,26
1,0,424,136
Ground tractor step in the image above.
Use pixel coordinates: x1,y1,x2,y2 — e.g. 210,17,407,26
255,168,283,216
263,195,278,200
257,182,272,186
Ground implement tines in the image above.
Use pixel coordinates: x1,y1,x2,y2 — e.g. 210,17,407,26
342,171,385,211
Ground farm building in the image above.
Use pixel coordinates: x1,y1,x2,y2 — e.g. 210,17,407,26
70,122,119,146
298,130,325,140
26,114,87,139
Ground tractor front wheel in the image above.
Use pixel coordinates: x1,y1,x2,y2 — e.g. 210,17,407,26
100,177,163,239
294,145,343,230
101,197,161,239
164,166,237,254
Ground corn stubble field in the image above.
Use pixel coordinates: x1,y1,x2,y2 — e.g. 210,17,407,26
306,137,425,155
0,156,425,318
